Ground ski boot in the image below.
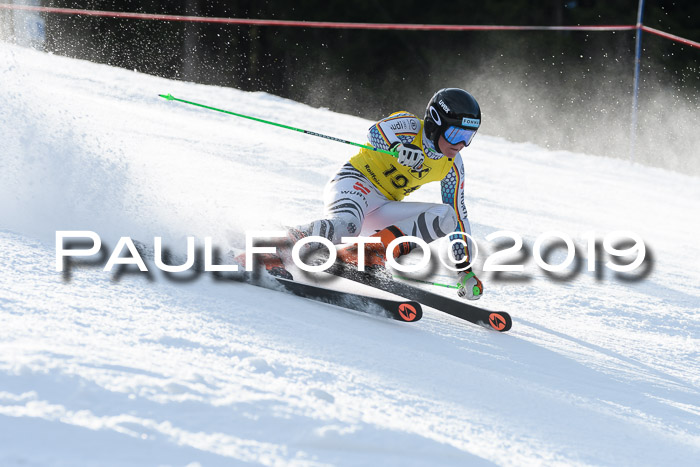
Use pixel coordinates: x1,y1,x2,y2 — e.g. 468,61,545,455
336,225,412,274
234,251,293,280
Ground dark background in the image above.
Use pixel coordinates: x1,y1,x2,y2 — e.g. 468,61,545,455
14,1,700,173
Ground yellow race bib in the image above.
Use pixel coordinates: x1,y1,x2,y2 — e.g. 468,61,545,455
350,122,454,201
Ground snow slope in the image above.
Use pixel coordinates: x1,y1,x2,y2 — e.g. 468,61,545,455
1,43,699,466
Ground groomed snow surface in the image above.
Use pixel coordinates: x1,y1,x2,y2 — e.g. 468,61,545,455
1,43,699,466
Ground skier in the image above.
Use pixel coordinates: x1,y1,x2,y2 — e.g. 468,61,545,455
260,88,484,301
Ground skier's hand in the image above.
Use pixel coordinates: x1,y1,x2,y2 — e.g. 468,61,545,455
457,269,483,300
390,142,424,170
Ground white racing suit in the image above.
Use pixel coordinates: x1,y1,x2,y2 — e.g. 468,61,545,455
294,111,475,264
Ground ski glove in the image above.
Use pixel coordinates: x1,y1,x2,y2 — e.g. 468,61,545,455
390,142,424,170
457,270,483,300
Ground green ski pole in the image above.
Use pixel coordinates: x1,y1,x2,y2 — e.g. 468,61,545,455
159,93,398,157
393,275,460,289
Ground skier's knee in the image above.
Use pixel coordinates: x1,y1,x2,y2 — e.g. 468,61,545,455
293,216,359,245
439,207,459,233
323,215,361,242
429,205,458,236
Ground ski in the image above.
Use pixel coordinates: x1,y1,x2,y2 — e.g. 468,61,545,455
259,276,423,322
130,240,421,322
317,265,512,332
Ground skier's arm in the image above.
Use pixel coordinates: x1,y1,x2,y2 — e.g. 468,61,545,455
440,154,474,264
441,155,483,300
367,112,424,168
367,112,422,150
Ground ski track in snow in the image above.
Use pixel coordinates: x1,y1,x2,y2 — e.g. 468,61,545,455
1,43,699,466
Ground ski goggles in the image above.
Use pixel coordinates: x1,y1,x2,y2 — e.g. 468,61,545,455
444,126,477,146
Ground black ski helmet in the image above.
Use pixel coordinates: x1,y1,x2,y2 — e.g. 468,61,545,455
424,88,481,150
